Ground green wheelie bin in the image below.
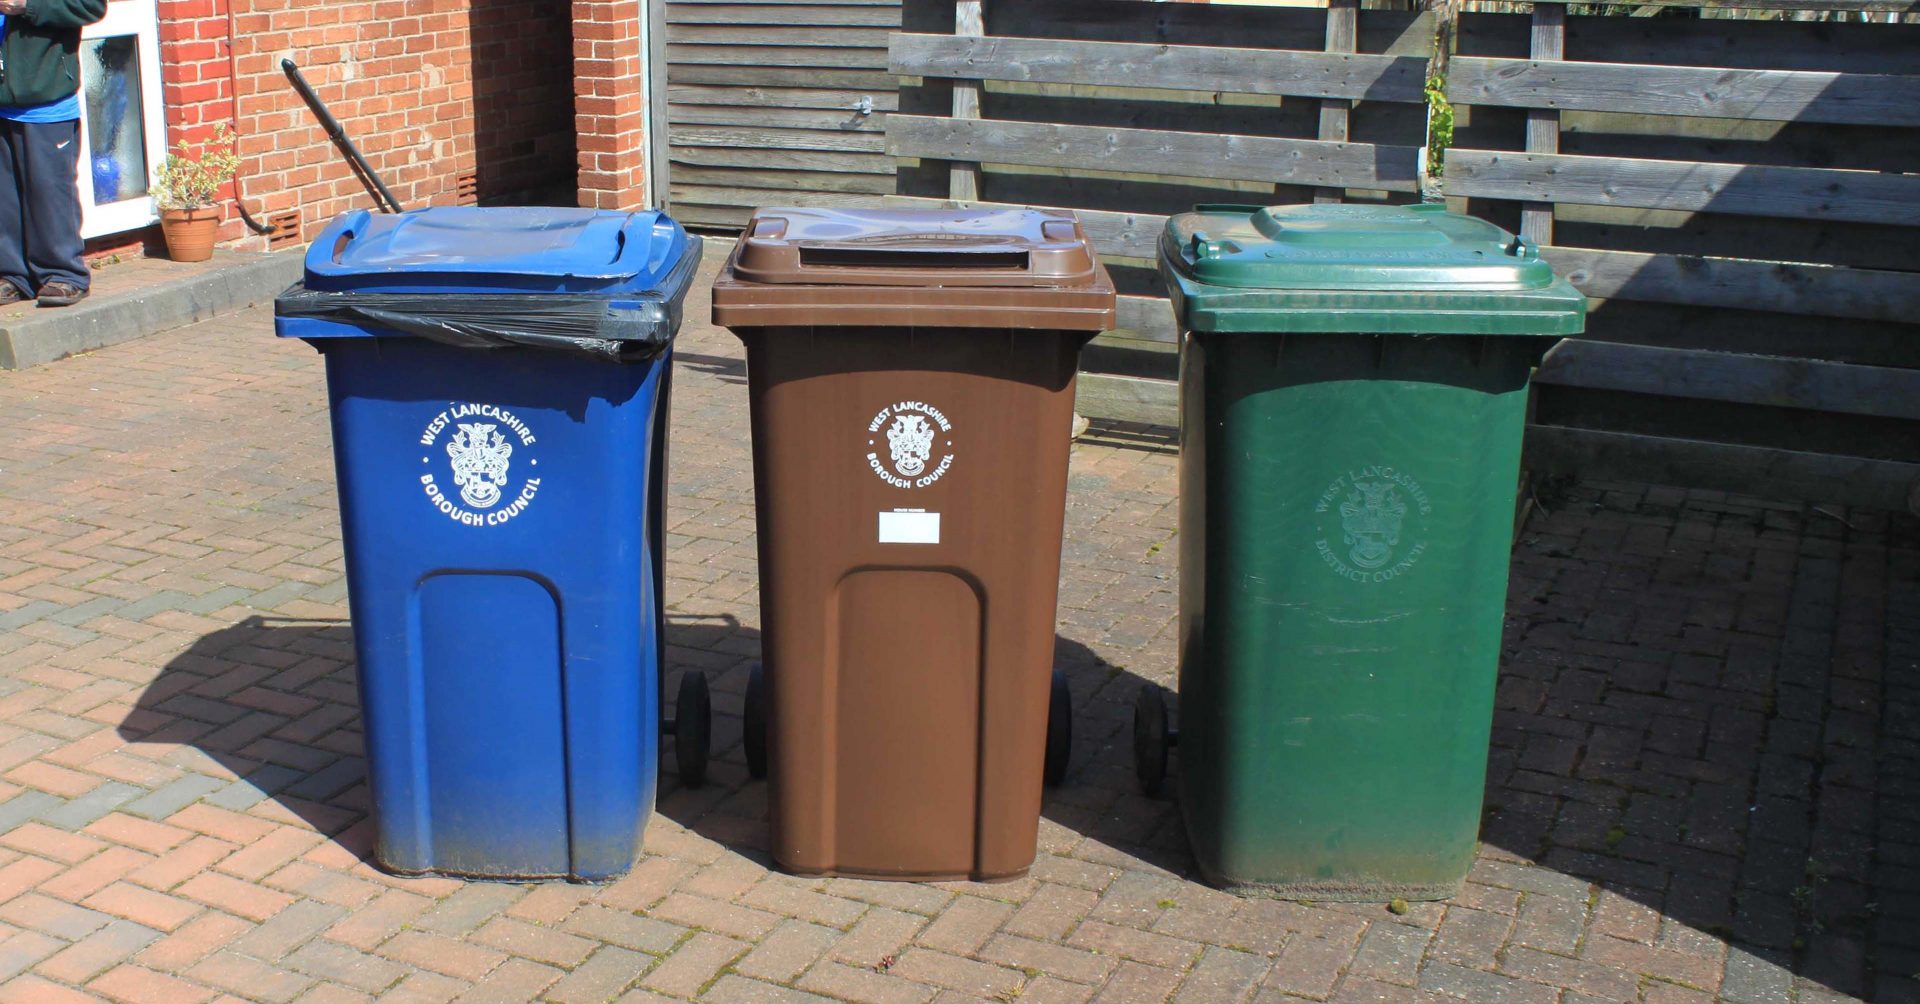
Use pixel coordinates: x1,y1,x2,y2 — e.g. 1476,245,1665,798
1138,203,1585,900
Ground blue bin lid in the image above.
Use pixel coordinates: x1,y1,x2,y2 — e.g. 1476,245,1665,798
302,206,695,295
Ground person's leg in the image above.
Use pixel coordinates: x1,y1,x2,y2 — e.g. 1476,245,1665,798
0,120,33,301
21,119,89,303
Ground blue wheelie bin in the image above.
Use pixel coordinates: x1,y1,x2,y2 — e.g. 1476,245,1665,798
274,206,703,881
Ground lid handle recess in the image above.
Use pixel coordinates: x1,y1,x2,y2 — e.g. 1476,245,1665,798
796,246,1030,271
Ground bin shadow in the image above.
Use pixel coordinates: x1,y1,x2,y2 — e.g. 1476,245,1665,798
117,616,371,848
670,350,749,386
117,612,774,871
653,624,1200,879
1089,488,1920,1001
1076,418,1179,456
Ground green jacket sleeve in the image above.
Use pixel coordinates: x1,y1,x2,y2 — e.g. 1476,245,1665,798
21,0,108,30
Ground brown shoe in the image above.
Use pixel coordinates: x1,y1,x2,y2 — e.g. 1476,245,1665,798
37,281,87,307
0,283,27,305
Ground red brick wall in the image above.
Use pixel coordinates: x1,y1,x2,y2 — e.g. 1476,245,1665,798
152,0,577,251
472,1,578,205
573,0,651,212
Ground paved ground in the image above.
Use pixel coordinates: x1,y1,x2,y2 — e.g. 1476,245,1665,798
0,246,1915,1003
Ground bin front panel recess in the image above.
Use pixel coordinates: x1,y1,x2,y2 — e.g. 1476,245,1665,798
713,207,1114,881
1160,202,1585,900
276,206,699,881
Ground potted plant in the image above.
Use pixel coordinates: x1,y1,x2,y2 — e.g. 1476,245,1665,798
151,123,240,262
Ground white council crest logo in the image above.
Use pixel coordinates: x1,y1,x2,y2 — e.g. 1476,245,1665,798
418,403,542,527
1314,465,1432,583
866,400,954,489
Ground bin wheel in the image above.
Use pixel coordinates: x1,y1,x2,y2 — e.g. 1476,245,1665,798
743,662,768,780
1044,669,1071,786
675,671,711,787
1134,683,1170,796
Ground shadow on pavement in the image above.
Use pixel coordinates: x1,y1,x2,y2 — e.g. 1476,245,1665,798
118,616,369,846
117,611,770,872
654,624,1198,880
1094,484,1920,1002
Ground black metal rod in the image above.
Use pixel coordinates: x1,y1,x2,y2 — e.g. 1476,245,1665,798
281,58,404,214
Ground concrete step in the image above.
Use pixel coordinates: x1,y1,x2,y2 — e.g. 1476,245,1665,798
0,249,304,370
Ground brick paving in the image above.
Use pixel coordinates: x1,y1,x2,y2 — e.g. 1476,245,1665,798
0,245,1915,1002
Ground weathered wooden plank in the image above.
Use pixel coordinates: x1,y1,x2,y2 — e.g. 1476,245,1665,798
1523,425,1920,514
670,0,897,5
667,24,894,47
949,2,984,202
667,65,899,89
1114,295,1177,345
677,145,897,174
887,33,1427,103
670,185,887,210
670,203,757,229
668,104,885,132
667,85,898,112
1449,58,1920,128
1317,0,1359,205
671,124,886,154
672,165,897,195
887,115,1422,192
1520,4,1563,244
1563,16,1920,77
1536,341,1920,422
666,3,901,26
1544,247,1920,324
1529,0,1915,10
1075,372,1178,429
648,0,672,209
1445,151,1920,227
666,44,887,68
997,0,1347,50
884,197,1920,324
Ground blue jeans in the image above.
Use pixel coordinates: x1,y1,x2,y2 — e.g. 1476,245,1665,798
0,118,88,297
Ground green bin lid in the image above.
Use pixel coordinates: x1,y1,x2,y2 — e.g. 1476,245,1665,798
1159,203,1587,335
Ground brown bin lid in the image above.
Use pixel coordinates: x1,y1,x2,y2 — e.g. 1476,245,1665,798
713,207,1117,331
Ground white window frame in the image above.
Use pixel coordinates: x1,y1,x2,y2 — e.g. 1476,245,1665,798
76,0,167,238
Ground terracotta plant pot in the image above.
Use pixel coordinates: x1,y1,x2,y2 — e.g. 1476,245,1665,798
159,206,220,262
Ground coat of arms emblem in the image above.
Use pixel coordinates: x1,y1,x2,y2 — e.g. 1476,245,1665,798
447,422,513,509
886,414,936,477
1339,481,1407,569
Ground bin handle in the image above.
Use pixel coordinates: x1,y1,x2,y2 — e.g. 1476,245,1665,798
1189,231,1232,261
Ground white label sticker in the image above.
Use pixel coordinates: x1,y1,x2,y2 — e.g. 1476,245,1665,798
878,510,941,544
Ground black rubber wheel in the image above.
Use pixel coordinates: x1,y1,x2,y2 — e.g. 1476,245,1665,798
743,662,768,780
1044,669,1072,786
675,670,711,787
1134,683,1170,796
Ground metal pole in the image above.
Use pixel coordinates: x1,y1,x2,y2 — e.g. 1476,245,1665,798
280,58,405,214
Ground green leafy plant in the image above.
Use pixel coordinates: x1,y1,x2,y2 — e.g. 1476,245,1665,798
1424,75,1455,179
152,123,240,211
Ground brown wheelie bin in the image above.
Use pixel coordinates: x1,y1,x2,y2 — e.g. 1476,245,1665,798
712,208,1116,881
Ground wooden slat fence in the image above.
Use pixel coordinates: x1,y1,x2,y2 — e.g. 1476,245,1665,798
881,0,1920,510
662,0,904,229
887,0,1434,424
1441,3,1920,510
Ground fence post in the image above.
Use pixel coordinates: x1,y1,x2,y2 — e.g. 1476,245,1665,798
1316,0,1359,204
1521,2,1564,244
950,0,984,202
